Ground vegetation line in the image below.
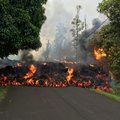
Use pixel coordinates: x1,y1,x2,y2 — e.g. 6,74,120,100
0,87,9,102
91,89,120,102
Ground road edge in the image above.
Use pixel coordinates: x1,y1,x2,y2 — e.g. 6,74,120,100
0,87,9,103
91,89,120,102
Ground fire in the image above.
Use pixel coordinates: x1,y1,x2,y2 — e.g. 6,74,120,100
0,62,113,92
26,79,34,85
35,80,40,86
94,48,107,60
66,68,74,83
24,64,37,79
44,80,49,87
17,63,22,67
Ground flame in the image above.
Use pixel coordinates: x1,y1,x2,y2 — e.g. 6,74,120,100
26,79,34,85
66,68,74,83
44,80,49,87
24,64,37,79
94,48,107,60
3,76,8,81
17,63,22,67
35,80,40,86
0,63,113,92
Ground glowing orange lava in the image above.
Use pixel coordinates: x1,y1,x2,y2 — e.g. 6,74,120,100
66,68,74,83
17,63,22,67
94,48,107,60
0,62,113,92
24,64,37,79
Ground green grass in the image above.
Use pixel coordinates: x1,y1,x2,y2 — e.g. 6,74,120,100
91,89,120,102
0,87,9,102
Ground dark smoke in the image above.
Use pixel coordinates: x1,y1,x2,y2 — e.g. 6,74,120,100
20,50,34,63
77,18,102,63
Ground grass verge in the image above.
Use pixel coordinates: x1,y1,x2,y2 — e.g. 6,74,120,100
91,89,120,102
0,87,9,102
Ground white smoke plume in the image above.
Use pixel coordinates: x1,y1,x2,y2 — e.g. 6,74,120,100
8,0,104,61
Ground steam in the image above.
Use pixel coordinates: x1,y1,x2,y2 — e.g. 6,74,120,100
8,0,104,63
32,0,73,61
40,17,102,63
78,18,102,64
32,0,104,63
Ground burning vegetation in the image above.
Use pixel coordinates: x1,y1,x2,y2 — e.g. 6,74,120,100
0,61,112,92
94,48,107,60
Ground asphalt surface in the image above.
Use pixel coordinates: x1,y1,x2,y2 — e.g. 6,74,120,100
0,87,120,120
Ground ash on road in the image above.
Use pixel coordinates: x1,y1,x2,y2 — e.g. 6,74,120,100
0,87,120,120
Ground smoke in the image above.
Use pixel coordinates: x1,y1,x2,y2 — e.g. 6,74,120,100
78,18,102,64
20,50,34,63
33,0,73,61
32,0,104,63
8,0,104,63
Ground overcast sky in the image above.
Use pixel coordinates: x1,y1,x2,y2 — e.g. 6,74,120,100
45,0,103,24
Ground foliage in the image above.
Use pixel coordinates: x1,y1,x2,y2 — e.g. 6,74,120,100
0,0,47,58
98,0,120,28
71,5,84,47
71,5,84,61
91,89,120,102
90,0,120,83
0,87,8,102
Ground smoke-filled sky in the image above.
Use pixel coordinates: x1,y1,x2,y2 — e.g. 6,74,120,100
9,0,105,60
41,0,104,41
32,0,105,60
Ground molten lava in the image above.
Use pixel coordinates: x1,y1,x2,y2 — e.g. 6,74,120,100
94,48,107,60
66,68,74,83
17,63,22,67
0,62,113,92
24,64,37,79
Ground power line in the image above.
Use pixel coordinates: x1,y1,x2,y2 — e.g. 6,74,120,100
85,18,109,39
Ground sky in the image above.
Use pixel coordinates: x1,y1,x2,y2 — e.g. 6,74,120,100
40,0,104,44
9,0,105,60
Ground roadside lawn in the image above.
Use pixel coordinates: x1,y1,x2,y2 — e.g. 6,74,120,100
0,87,9,102
91,89,120,102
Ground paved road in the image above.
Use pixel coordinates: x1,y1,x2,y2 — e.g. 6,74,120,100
0,87,120,120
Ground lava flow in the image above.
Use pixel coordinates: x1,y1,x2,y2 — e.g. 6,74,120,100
66,68,74,84
24,64,37,79
0,62,112,92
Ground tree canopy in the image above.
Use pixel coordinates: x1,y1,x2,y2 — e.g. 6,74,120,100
98,0,120,28
71,5,84,61
91,0,120,82
0,0,47,58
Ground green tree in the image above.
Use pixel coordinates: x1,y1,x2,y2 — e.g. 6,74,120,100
0,0,47,58
90,0,120,83
98,0,120,29
71,5,84,61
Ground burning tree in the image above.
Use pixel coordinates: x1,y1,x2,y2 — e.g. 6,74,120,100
94,48,107,61
0,0,47,58
90,0,120,84
71,5,84,62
